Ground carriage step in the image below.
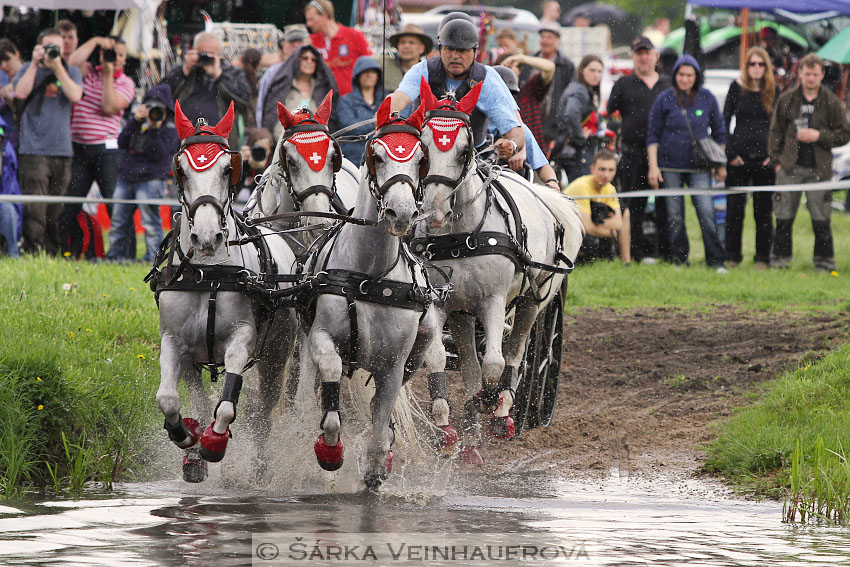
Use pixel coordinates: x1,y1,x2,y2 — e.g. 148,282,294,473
315,435,344,471
183,448,208,483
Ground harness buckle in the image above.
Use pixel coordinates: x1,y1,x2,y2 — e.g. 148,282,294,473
451,249,461,258
465,235,476,250
197,268,205,283
358,279,370,296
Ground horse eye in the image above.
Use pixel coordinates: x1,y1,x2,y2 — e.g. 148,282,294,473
374,155,384,164
288,157,297,168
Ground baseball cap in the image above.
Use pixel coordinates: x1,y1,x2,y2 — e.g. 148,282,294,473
631,36,654,52
284,24,309,42
539,22,562,37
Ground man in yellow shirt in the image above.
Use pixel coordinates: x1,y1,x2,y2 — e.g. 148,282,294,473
565,149,631,264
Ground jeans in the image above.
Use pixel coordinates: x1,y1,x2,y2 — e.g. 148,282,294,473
107,178,165,262
662,170,726,267
725,160,774,264
59,142,121,254
0,202,20,257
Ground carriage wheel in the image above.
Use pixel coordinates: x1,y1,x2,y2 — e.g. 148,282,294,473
513,288,565,434
537,291,564,427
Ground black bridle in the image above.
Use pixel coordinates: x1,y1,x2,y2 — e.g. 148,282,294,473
421,105,476,219
365,117,430,216
277,111,344,214
172,118,243,232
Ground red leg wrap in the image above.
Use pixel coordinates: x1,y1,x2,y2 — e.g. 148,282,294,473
183,417,203,447
439,425,459,449
384,450,393,474
314,434,344,471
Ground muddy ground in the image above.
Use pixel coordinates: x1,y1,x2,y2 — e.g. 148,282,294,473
421,306,850,478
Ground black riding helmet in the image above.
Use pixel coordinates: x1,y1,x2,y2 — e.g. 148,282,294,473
439,19,479,51
493,65,520,94
438,11,475,33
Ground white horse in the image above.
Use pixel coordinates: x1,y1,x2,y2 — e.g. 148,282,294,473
298,97,437,490
246,93,359,251
152,102,298,482
412,79,583,464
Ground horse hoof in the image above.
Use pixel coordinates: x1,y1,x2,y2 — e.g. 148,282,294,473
198,422,231,463
436,425,459,454
489,416,516,440
183,448,208,483
364,474,382,491
460,445,484,465
473,390,502,414
314,435,344,471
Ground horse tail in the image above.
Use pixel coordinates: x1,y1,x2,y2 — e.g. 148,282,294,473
528,184,585,264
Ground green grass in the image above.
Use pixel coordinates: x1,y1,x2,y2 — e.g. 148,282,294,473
565,195,850,312
705,344,850,524
0,255,161,498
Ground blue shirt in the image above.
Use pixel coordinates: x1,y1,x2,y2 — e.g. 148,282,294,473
397,60,521,136
487,123,548,171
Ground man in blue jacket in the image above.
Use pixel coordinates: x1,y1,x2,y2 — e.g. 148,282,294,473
106,84,180,263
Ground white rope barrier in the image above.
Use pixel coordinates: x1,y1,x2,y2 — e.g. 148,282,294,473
0,179,848,205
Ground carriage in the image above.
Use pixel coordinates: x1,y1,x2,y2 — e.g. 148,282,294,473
146,83,582,488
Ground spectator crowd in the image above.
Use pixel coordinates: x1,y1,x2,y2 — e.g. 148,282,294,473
0,0,847,273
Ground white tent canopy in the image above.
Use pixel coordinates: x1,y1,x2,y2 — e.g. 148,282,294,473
4,0,151,9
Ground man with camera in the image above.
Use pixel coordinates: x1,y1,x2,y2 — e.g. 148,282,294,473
162,31,250,149
13,27,83,256
58,35,135,258
106,84,179,263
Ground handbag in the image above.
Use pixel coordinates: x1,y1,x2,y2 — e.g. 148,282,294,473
680,108,727,169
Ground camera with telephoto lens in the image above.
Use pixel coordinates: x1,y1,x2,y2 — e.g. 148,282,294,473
251,146,268,163
147,102,166,122
45,44,60,59
198,52,214,65
103,48,117,63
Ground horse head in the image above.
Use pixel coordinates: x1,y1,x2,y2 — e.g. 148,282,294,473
173,100,242,257
364,95,428,237
418,77,482,228
276,93,342,223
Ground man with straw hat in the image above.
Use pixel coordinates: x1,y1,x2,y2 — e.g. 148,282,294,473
382,24,433,91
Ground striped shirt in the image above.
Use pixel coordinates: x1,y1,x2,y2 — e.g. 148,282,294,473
71,62,135,145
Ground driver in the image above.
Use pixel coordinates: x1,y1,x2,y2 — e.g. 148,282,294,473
388,18,524,162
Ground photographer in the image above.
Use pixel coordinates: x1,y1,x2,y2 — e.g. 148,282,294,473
106,84,179,263
59,35,135,258
161,32,250,149
13,28,83,256
238,127,274,201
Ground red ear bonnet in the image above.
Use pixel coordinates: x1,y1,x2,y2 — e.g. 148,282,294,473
456,81,483,115
174,100,194,140
419,77,438,113
314,92,333,125
277,102,296,129
375,96,393,130
211,101,235,138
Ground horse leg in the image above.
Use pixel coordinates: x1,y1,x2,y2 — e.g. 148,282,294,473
156,338,206,482
251,325,294,479
449,315,484,465
310,330,344,471
364,370,403,491
489,298,539,440
183,365,209,482
474,296,508,412
199,325,254,463
293,329,319,413
421,308,458,453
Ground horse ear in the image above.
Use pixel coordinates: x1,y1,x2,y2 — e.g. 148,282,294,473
408,100,425,130
375,95,392,129
277,101,296,129
212,101,235,138
419,76,438,112
456,81,483,115
174,100,195,140
315,92,333,125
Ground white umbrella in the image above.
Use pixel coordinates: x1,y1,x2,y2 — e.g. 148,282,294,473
3,0,149,9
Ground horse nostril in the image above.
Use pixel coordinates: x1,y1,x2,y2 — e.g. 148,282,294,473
214,233,224,248
384,208,397,221
410,210,420,221
190,234,200,249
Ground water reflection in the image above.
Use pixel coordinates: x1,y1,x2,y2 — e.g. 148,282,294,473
2,471,850,566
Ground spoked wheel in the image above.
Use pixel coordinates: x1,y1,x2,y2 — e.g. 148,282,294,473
513,288,565,435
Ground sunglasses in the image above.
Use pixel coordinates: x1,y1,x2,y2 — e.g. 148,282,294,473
748,61,766,67
307,0,327,15
301,55,317,62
